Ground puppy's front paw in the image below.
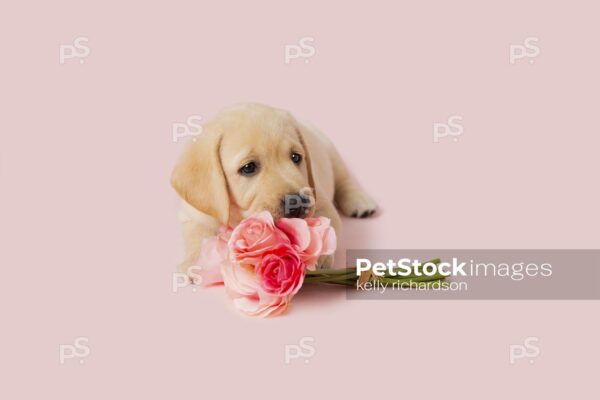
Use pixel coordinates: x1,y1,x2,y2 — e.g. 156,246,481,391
337,189,377,218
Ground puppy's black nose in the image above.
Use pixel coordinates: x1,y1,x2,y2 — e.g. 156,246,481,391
281,192,311,218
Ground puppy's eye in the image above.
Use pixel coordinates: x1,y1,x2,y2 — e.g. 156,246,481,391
291,152,302,165
239,162,258,176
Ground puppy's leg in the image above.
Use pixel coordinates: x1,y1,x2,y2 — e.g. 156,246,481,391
330,149,377,218
314,200,342,269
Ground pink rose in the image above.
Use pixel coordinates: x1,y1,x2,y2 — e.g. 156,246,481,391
256,245,305,296
228,211,290,264
189,228,232,287
232,293,290,318
192,212,337,317
221,261,292,317
276,217,337,270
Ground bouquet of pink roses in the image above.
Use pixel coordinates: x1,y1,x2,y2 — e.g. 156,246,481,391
189,211,444,317
188,211,336,317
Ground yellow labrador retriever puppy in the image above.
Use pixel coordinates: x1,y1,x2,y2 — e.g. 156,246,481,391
171,103,376,274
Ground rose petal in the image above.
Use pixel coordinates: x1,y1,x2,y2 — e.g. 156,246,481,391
232,294,290,317
276,218,311,251
321,226,337,255
228,212,290,264
190,236,229,286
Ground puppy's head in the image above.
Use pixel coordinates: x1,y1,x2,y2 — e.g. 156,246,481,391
171,103,315,226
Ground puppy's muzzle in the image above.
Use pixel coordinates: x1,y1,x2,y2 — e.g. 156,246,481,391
281,192,312,218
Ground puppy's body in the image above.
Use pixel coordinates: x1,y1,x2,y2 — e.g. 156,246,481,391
172,103,376,273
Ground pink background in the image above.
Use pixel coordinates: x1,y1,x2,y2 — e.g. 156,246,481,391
1,1,599,398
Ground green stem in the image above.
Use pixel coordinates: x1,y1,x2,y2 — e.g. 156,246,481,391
376,274,445,285
304,258,444,286
304,272,356,283
306,268,355,276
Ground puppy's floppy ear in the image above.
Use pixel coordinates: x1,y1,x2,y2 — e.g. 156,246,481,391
294,122,317,203
171,129,230,225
